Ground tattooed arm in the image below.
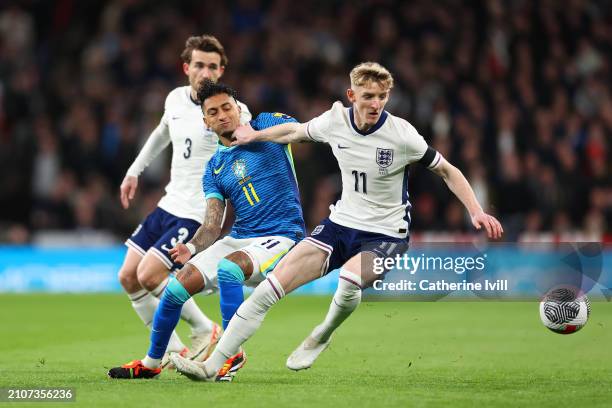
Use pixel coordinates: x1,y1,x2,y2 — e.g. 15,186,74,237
189,198,226,252
169,198,226,264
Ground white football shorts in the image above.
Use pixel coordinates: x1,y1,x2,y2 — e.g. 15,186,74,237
187,235,296,289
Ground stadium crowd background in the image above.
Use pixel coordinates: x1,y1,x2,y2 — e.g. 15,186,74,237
0,0,610,244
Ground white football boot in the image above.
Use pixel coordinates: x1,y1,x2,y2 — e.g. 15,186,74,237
186,323,223,362
161,347,189,370
170,354,216,382
286,336,331,371
172,349,247,382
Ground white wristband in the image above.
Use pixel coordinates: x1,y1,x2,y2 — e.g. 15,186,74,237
185,243,196,255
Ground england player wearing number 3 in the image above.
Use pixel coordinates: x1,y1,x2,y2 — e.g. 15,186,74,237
169,62,504,381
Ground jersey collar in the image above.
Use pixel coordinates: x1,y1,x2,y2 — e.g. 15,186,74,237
186,87,200,106
349,107,388,136
217,141,237,152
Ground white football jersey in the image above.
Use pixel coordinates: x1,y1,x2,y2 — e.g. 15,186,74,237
127,86,251,223
306,101,440,238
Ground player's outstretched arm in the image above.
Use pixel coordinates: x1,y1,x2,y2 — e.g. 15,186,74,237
169,198,226,264
430,158,503,239
232,122,309,145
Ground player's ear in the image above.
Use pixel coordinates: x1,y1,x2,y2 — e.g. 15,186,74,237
346,88,356,103
182,62,190,76
218,65,226,78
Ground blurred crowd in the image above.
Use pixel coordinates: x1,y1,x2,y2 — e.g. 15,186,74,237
0,0,610,243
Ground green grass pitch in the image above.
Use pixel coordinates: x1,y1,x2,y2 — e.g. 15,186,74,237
1,294,611,407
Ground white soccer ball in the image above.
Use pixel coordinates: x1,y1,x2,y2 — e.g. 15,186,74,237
539,287,591,334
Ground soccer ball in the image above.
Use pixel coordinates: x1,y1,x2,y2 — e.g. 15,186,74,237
539,287,591,334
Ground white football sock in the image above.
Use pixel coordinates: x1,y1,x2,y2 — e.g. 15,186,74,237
311,268,362,343
128,288,185,353
151,277,214,335
180,298,215,334
204,275,285,373
142,355,161,369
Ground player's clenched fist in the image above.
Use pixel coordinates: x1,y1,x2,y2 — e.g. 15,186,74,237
231,123,256,145
169,243,192,264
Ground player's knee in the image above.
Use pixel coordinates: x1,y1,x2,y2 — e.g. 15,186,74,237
225,251,253,279
118,266,140,292
218,258,245,284
175,264,206,295
136,260,165,292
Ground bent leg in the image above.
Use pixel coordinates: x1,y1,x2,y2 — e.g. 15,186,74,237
286,253,367,370
118,249,186,350
119,249,185,350
138,251,214,335
308,250,382,343
118,248,143,293
203,241,328,373
131,252,185,354
118,249,159,329
143,264,206,368
310,255,364,343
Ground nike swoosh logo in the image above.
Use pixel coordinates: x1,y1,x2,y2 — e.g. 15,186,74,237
172,116,180,120
214,164,224,174
337,145,349,149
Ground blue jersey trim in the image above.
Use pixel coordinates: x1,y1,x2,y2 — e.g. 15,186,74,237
205,192,224,201
349,107,388,135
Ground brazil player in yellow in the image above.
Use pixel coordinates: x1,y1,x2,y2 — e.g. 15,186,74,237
108,81,305,381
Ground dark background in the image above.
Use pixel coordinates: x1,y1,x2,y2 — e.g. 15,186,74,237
1,0,610,243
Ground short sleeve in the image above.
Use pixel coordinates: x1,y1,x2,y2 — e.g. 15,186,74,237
305,108,333,143
251,112,298,130
402,120,430,165
202,160,224,201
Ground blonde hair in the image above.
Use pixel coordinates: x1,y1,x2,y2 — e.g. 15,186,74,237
349,62,394,89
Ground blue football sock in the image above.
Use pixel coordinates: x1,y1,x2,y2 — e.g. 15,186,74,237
147,277,191,359
218,258,245,329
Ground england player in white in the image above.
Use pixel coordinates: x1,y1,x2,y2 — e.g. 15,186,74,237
117,35,251,365
169,62,502,380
